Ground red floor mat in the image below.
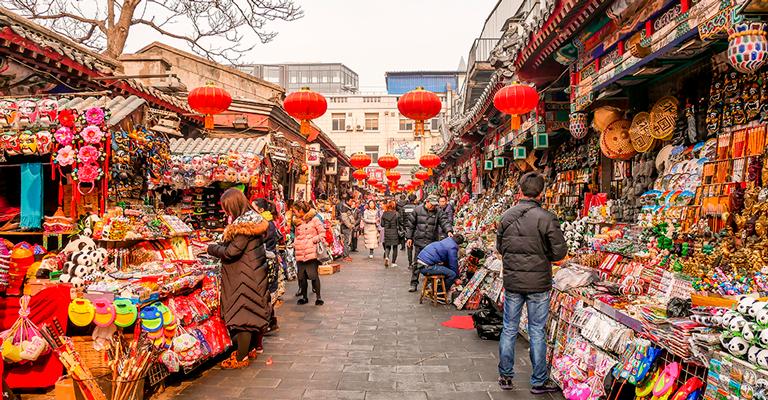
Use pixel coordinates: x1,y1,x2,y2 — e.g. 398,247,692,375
441,315,475,329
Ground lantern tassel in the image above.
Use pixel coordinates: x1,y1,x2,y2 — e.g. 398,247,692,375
510,115,521,130
301,120,312,138
204,115,214,130
428,169,433,176
414,120,425,137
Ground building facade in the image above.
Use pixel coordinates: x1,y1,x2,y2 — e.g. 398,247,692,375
234,63,359,95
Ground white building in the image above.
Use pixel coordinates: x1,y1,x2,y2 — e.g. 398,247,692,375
314,93,452,182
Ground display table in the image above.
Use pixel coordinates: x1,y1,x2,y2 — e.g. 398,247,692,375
1,285,69,389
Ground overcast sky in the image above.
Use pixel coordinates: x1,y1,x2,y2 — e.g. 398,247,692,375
124,0,498,93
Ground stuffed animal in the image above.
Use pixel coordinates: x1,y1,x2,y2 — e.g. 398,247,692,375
730,316,748,332
728,336,750,356
750,301,768,318
749,346,762,364
743,322,761,342
757,349,768,368
738,296,757,315
756,308,768,326
759,328,768,348
722,311,741,328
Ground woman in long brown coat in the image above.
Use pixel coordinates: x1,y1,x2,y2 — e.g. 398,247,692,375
207,188,269,369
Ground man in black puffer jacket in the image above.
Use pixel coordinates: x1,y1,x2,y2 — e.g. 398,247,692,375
405,195,453,292
496,172,566,394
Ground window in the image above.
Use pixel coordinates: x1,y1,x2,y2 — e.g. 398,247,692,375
365,113,378,131
431,117,439,131
332,71,340,83
289,70,298,84
365,146,379,163
332,113,346,131
399,115,413,131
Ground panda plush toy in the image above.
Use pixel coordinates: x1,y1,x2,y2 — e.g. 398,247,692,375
757,349,768,368
749,346,762,364
743,323,761,342
738,296,757,315
759,328,768,348
728,336,750,356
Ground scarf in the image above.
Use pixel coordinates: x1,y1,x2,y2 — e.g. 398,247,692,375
261,211,273,221
20,163,43,228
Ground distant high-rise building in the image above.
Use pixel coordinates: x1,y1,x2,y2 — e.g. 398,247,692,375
384,71,461,95
234,63,359,95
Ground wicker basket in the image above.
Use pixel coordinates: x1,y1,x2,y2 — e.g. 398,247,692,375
71,336,108,371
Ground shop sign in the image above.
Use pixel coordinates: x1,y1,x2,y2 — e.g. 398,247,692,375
306,143,322,166
365,168,385,181
339,167,350,181
694,0,744,42
325,157,338,175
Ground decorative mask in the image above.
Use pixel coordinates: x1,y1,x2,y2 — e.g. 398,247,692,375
182,156,193,172
0,100,18,125
38,98,58,124
191,155,203,172
170,155,182,173
19,131,36,155
36,130,52,154
237,170,250,183
213,167,226,182
202,154,214,171
193,174,208,187
246,153,260,170
217,154,229,166
17,99,38,126
227,150,240,168
225,167,237,182
1,131,20,155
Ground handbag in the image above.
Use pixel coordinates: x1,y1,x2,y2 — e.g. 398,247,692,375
316,240,331,263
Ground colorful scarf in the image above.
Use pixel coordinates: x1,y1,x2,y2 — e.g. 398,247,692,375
20,163,43,228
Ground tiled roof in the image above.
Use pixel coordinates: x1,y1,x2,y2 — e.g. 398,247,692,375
56,95,147,126
120,79,192,113
169,137,268,155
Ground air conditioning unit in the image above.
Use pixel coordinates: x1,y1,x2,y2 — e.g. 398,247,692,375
346,125,353,131
356,125,363,131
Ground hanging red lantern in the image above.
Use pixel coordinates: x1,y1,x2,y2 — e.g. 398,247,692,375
414,170,429,181
367,178,379,186
187,82,232,130
419,153,441,175
350,153,372,170
411,179,422,187
493,82,539,130
377,153,399,172
284,87,328,141
386,171,401,183
301,164,308,174
397,87,442,137
352,169,368,184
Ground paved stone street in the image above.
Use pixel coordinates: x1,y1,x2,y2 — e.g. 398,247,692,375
159,248,565,400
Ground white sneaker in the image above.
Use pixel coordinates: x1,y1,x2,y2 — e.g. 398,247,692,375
385,258,390,267
392,263,397,267
369,254,373,259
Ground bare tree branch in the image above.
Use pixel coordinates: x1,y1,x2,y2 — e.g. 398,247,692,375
0,0,304,63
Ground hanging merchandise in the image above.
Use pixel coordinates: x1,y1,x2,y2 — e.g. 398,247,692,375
727,22,768,74
570,113,589,139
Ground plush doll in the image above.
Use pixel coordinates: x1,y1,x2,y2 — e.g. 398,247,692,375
728,336,750,356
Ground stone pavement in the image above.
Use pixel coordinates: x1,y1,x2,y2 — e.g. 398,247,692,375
158,248,565,400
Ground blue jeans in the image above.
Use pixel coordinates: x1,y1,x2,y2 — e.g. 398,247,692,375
498,290,550,386
419,264,456,289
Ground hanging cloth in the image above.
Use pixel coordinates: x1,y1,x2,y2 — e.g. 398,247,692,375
20,163,43,229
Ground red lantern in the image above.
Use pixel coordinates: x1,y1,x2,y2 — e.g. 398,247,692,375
386,171,401,183
414,170,429,181
350,153,372,170
378,153,399,172
493,82,539,130
397,87,442,137
419,153,441,175
284,87,328,141
301,164,308,174
352,169,368,184
411,179,422,186
188,82,232,130
367,178,379,186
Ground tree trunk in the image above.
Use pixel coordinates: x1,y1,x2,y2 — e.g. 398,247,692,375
102,0,141,59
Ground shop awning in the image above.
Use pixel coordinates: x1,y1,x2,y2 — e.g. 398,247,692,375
169,137,268,155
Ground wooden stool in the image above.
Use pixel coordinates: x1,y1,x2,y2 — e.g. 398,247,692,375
420,275,448,307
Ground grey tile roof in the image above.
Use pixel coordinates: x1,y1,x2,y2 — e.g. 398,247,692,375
169,137,268,155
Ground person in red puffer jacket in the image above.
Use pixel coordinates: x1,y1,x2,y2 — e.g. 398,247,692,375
291,201,326,306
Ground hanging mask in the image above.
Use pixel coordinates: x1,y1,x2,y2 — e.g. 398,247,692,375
217,154,229,166
237,170,250,183
182,156,193,172
191,155,203,172
225,167,237,182
37,98,58,125
246,153,260,170
202,154,214,171
19,131,37,155
213,167,226,182
193,174,208,187
17,99,38,126
1,131,20,155
170,155,182,173
227,150,240,168
36,130,52,154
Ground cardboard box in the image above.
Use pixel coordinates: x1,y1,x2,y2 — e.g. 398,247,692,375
318,265,334,275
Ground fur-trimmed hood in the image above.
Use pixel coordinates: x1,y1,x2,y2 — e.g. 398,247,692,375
224,210,269,241
292,209,317,226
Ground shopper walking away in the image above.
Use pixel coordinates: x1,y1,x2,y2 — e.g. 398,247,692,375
396,194,408,250
496,172,567,393
416,235,465,293
351,200,362,252
363,200,380,259
339,196,356,262
401,194,418,265
381,201,401,268
207,188,270,369
438,196,455,240
292,201,326,306
251,198,281,336
405,195,453,292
